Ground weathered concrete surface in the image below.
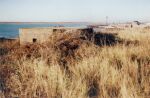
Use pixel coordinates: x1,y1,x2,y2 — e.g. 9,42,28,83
19,27,94,45
19,28,52,44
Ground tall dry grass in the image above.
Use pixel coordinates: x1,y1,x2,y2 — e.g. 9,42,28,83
0,28,150,98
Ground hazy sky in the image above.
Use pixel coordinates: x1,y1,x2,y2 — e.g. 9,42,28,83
0,0,150,23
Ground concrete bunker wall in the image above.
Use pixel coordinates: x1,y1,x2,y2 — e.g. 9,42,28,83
19,28,53,44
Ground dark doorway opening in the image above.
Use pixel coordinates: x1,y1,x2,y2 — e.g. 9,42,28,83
33,38,37,43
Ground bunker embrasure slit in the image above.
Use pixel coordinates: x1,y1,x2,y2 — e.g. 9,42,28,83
33,38,37,43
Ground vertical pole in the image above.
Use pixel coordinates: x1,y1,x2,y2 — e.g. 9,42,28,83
106,16,108,25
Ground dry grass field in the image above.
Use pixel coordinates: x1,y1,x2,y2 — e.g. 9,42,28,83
0,27,150,98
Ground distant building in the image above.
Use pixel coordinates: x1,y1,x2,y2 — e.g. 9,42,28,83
132,21,141,25
130,21,141,27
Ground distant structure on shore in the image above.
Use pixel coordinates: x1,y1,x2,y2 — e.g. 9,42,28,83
19,27,94,45
88,21,147,33
108,21,141,29
95,21,141,29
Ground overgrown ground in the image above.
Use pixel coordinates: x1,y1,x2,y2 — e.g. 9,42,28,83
0,28,150,98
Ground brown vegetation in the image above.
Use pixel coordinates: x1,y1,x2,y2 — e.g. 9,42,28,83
0,28,150,98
